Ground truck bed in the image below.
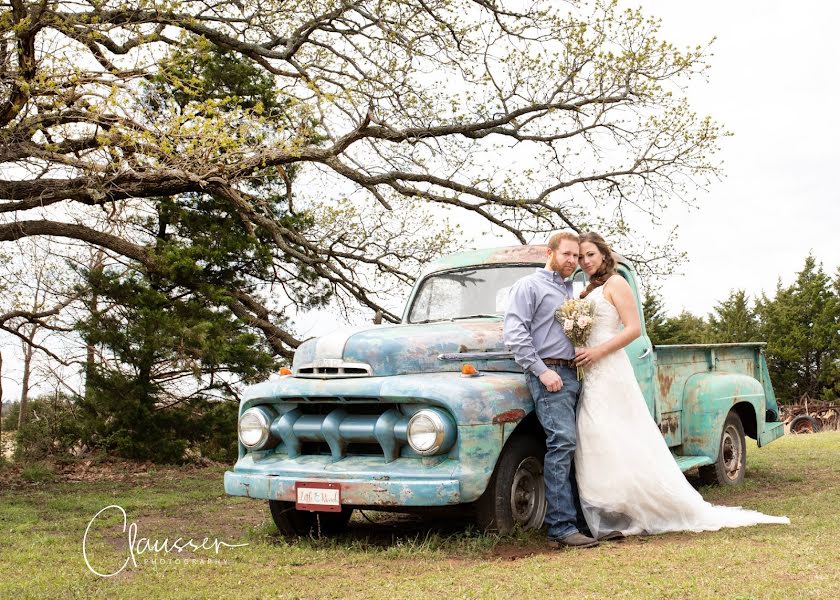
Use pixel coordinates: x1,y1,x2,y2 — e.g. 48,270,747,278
652,343,782,455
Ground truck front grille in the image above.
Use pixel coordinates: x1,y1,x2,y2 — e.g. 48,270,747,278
271,404,409,463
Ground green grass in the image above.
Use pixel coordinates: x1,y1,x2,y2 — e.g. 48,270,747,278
1,432,838,599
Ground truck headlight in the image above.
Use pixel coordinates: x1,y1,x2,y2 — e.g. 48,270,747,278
406,409,456,456
238,407,276,450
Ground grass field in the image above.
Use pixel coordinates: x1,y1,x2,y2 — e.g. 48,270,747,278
1,432,838,599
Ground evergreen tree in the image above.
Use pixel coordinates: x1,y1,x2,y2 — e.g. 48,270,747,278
707,289,760,343
77,265,276,462
642,288,676,345
755,255,839,403
659,311,711,345
641,287,710,345
73,48,314,461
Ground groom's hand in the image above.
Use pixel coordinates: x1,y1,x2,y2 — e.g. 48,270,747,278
539,369,563,392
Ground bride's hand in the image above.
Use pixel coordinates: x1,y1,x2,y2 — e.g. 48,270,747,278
574,346,604,368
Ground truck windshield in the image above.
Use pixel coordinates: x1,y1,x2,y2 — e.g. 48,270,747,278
407,266,536,323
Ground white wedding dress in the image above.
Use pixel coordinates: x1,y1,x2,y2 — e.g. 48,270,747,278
575,285,789,537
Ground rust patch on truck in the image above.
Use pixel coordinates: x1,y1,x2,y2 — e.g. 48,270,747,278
492,408,527,424
658,373,674,398
486,246,548,263
659,415,678,434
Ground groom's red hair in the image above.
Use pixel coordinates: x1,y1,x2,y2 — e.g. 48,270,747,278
547,231,580,250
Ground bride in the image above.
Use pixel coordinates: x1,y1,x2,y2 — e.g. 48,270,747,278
571,232,789,537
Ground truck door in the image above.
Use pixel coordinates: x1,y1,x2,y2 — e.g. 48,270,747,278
618,269,657,419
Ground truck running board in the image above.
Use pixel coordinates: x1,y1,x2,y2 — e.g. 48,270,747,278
673,455,714,472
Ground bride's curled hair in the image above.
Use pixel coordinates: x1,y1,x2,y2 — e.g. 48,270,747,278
579,232,617,298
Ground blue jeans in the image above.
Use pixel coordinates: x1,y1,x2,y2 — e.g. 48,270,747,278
526,365,582,540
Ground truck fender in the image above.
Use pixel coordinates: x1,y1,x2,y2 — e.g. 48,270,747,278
681,372,763,460
457,399,540,503
462,409,545,500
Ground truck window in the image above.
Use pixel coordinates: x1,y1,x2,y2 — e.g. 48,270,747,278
408,266,535,323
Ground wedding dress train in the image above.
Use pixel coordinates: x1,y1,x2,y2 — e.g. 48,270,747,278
575,285,789,537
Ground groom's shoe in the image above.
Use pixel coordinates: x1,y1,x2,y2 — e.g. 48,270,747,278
551,532,600,549
598,530,625,542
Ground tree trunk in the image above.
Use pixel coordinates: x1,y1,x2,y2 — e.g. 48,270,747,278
84,276,100,402
17,339,33,428
1,352,4,460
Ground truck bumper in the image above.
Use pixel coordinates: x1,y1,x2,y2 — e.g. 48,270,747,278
224,454,462,506
758,420,785,447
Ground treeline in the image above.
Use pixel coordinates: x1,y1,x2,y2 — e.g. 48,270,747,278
644,255,839,404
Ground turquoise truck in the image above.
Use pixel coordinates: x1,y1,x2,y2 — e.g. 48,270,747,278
225,246,785,535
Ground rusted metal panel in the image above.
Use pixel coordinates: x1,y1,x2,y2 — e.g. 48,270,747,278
492,408,527,424
291,321,521,377
658,411,682,446
681,372,764,459
759,421,785,446
651,344,776,454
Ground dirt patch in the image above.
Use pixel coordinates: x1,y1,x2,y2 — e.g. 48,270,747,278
489,541,553,560
57,457,225,483
0,455,227,489
337,511,477,544
137,499,267,542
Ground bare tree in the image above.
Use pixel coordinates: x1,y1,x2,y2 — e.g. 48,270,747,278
1,0,725,354
0,239,75,424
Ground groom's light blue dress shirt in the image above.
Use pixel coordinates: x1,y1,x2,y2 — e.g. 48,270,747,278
503,267,575,377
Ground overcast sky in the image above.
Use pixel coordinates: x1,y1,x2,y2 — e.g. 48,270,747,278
636,1,839,313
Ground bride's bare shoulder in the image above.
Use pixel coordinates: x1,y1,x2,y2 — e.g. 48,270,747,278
604,274,629,290
602,274,632,306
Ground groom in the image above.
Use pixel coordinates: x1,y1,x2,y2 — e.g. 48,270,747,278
503,231,598,548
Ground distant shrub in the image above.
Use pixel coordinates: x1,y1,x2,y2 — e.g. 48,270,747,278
14,394,82,461
76,369,239,463
20,462,56,483
2,401,20,431
9,385,239,465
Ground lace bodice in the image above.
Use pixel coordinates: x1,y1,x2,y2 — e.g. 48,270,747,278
585,285,622,347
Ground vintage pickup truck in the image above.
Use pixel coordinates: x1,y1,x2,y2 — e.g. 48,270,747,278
225,246,785,535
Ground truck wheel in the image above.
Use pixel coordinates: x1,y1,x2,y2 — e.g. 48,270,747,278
475,435,547,534
699,411,746,486
789,415,820,434
268,500,353,537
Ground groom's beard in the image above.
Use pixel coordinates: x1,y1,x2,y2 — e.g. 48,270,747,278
550,255,576,279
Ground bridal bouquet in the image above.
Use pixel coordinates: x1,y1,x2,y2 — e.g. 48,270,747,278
554,298,595,379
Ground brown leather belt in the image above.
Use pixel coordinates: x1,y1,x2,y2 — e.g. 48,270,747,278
543,358,575,368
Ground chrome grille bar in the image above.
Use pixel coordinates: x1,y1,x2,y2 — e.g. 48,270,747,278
294,360,373,378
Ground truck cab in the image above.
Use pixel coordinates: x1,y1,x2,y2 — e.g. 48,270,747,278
225,246,784,536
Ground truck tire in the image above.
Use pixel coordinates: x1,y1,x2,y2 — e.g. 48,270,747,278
475,435,547,534
699,411,746,486
268,500,353,537
789,415,820,434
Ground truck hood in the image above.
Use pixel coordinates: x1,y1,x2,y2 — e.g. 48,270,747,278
291,319,517,377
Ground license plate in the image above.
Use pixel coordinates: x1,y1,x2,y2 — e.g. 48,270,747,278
295,482,341,512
